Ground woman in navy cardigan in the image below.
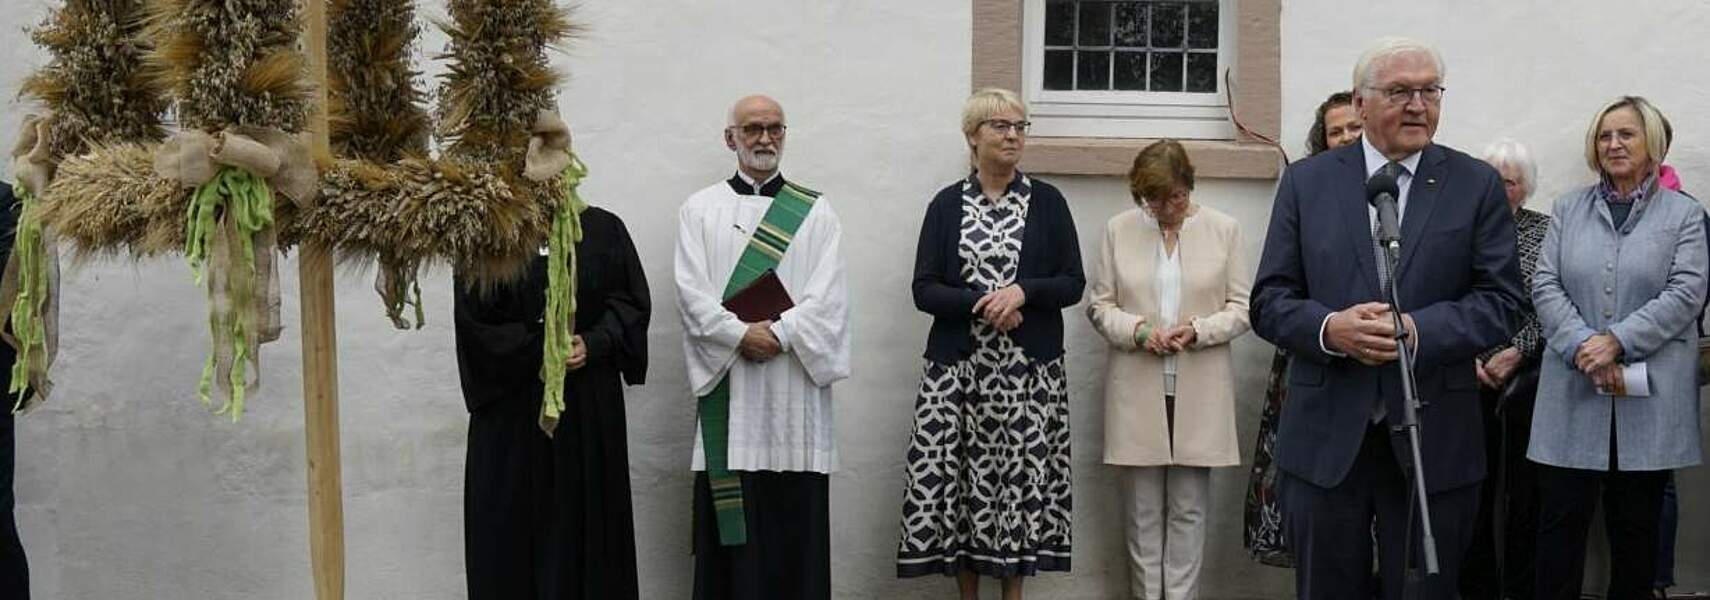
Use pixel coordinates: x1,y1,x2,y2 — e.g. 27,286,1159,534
894,88,1084,600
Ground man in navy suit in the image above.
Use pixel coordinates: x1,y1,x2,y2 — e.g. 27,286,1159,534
1250,37,1522,600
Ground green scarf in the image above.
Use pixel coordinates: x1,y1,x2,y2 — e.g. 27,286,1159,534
6,184,48,412
539,154,590,435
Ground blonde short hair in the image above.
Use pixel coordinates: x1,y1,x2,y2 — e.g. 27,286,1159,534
961,88,1027,140
1583,95,1671,176
1351,36,1446,96
1480,138,1537,202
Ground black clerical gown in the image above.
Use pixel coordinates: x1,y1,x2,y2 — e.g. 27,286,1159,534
454,206,649,600
0,182,29,599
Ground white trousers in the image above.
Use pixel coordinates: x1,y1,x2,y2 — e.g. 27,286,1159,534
1119,465,1211,600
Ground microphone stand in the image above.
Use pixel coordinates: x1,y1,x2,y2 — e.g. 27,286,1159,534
1379,237,1440,600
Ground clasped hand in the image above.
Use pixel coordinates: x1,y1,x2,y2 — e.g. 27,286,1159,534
1325,302,1415,366
973,285,1027,333
739,320,783,362
1574,333,1624,391
1476,347,1522,389
1143,324,1197,355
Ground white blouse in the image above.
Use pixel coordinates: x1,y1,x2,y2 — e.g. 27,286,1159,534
1157,239,1181,395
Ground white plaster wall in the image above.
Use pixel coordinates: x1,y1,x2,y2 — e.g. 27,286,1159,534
0,0,1701,598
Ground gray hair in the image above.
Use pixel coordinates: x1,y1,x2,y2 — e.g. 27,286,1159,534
1481,138,1537,201
1351,37,1446,96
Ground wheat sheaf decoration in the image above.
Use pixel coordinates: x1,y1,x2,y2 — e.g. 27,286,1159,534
141,0,319,421
13,0,589,432
297,0,588,434
287,0,582,294
3,0,172,413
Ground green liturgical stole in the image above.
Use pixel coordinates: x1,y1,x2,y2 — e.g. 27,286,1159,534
699,182,819,546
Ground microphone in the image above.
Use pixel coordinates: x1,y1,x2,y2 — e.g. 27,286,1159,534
1366,167,1402,250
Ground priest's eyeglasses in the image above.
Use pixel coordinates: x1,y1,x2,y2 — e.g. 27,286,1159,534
982,119,1032,135
733,123,787,140
1365,85,1446,106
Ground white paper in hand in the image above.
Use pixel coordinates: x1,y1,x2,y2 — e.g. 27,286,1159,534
1594,362,1650,397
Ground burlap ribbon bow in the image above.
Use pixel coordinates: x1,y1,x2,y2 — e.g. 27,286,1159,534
154,127,320,206
524,109,574,183
154,127,317,418
0,113,62,412
11,114,55,195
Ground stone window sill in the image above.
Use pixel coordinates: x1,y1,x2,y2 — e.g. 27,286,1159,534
1021,137,1282,179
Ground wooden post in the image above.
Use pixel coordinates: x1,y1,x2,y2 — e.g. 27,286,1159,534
300,1,344,598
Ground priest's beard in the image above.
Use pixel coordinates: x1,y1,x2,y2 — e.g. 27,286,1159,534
739,147,780,174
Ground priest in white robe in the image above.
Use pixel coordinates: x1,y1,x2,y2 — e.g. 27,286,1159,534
675,94,852,600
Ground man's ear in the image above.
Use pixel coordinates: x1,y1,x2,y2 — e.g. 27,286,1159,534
724,128,738,152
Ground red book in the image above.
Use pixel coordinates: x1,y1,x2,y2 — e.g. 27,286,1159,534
723,269,795,322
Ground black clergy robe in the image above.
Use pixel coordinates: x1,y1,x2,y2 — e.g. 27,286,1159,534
454,205,650,600
0,182,29,599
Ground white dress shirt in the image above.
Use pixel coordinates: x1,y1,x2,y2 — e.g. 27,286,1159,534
1317,137,1423,357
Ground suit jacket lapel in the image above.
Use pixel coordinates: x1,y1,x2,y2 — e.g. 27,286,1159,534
1395,144,1446,282
1337,146,1382,298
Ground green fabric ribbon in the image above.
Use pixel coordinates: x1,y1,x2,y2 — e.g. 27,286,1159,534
7,185,48,413
539,154,590,435
378,257,426,330
184,167,275,421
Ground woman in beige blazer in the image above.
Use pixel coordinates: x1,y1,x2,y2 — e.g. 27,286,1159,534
1086,139,1251,600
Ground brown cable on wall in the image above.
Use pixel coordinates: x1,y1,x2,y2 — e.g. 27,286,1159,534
1222,68,1292,167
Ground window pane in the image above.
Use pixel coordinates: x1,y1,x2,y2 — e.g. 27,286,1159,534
1187,2,1219,49
1045,0,1075,46
1112,2,1147,48
1185,52,1217,92
1078,1,1111,47
1077,50,1111,90
1149,51,1184,92
1150,2,1185,48
1114,51,1148,90
1044,50,1074,90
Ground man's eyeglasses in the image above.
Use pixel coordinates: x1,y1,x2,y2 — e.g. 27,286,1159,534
732,123,787,140
982,119,1032,135
1366,85,1446,106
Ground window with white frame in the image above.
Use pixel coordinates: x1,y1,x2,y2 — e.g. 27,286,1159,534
1022,0,1235,140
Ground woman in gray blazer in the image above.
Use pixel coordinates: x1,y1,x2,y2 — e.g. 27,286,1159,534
1529,96,1705,600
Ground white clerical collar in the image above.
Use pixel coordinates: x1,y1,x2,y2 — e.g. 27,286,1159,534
1361,137,1422,179
737,170,781,192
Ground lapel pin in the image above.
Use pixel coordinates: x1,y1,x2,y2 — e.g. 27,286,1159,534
1426,178,1437,185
